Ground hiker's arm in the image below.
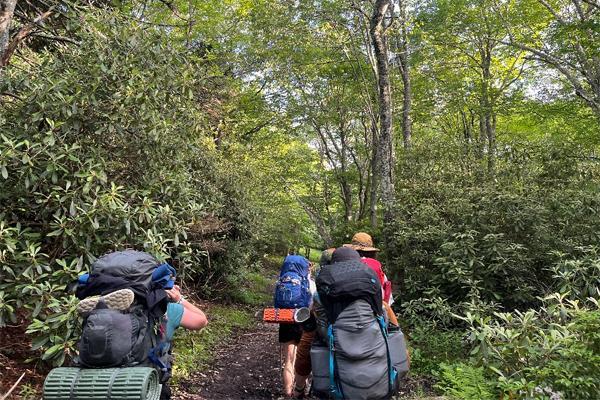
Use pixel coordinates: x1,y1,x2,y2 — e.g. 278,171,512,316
166,286,208,330
179,299,208,330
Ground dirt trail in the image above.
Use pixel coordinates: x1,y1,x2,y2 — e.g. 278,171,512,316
172,309,433,400
173,318,287,400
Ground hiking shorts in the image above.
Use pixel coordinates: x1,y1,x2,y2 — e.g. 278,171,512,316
278,323,302,344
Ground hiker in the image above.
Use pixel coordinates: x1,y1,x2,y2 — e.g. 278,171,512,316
75,250,207,400
344,232,393,305
292,248,333,398
158,283,208,399
273,255,313,397
293,247,409,399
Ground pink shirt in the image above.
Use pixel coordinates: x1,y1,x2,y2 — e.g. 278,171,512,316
361,257,393,304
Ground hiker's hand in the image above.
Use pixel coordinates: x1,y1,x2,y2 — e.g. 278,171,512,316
166,285,182,303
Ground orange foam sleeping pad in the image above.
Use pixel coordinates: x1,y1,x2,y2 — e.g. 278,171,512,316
263,308,296,324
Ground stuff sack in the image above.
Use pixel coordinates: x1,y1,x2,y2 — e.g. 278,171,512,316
313,260,401,400
388,325,410,378
274,255,311,308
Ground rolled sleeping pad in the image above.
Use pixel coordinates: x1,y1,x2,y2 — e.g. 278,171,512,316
263,307,295,323
43,367,161,400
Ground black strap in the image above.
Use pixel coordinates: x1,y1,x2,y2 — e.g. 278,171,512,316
126,310,150,366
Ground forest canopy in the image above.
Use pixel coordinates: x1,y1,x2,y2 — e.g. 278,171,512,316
0,0,599,398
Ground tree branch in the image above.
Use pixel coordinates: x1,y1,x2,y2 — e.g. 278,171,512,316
1,8,53,67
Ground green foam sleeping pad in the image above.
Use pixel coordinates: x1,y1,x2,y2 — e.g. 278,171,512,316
43,367,161,400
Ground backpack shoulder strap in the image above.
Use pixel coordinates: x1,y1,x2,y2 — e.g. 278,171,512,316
327,324,344,399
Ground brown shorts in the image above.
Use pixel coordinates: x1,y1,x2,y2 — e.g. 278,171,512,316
294,330,316,377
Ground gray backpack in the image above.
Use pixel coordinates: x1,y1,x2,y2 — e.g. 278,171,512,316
312,261,409,399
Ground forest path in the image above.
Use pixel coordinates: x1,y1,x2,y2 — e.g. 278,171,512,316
172,313,288,400
171,304,440,400
170,260,439,400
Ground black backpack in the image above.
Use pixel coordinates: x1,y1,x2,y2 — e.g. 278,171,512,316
75,250,172,382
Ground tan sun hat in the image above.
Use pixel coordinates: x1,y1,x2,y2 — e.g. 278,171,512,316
343,232,379,252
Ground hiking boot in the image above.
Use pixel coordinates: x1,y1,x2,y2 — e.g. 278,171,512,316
77,288,135,314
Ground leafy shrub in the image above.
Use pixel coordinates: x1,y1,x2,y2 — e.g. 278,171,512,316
435,362,495,400
462,294,600,399
0,10,257,364
548,246,600,301
407,325,466,376
393,140,600,315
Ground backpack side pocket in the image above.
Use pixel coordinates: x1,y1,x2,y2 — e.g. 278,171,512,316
79,308,135,367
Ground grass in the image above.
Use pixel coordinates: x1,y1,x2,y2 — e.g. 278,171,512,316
228,270,274,306
171,304,255,382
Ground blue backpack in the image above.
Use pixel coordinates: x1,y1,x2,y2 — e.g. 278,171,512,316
274,255,311,308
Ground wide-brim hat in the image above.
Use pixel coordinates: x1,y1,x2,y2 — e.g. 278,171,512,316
343,232,379,252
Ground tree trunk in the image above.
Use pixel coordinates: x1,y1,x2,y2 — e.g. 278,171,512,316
1,8,53,67
369,122,379,229
371,0,403,297
397,0,412,149
0,0,18,66
370,0,394,207
339,125,353,223
480,42,496,175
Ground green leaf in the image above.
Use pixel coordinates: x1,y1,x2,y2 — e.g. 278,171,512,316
42,343,63,360
31,336,50,351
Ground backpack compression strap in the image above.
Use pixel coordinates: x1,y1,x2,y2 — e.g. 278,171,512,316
377,316,398,396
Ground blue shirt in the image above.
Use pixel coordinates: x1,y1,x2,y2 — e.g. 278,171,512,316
166,302,184,340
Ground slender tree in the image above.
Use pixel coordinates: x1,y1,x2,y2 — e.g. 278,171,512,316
395,0,413,148
504,0,600,118
371,0,405,295
0,0,18,67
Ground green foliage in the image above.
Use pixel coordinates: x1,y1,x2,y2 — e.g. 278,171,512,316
226,267,274,306
462,294,600,399
18,383,40,400
549,246,600,300
407,326,466,376
0,10,262,363
435,362,495,400
394,139,600,323
25,295,80,366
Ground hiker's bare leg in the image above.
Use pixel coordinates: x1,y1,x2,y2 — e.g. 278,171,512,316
281,341,297,396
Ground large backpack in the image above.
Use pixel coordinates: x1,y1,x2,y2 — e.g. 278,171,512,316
75,250,172,383
274,255,311,309
312,260,409,400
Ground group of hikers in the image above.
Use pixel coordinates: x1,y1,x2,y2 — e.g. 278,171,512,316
64,231,406,400
274,232,409,399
